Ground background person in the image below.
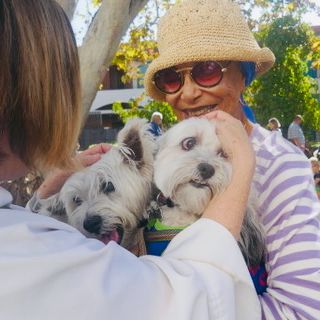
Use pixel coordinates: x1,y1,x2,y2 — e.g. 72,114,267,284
144,0,320,318
309,157,320,200
309,156,320,175
314,173,320,200
147,111,163,137
0,0,261,319
310,158,320,199
287,115,306,152
267,117,282,134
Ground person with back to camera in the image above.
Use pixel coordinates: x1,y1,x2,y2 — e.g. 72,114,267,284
143,0,320,318
147,111,163,137
0,0,261,319
287,115,306,152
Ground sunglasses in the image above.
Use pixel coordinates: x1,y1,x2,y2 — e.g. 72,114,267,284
153,61,228,95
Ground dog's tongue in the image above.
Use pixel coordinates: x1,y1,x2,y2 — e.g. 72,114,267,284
101,230,120,245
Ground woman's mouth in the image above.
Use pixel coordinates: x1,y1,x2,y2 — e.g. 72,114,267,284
183,105,218,118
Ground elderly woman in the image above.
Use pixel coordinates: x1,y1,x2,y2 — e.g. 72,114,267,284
0,0,261,319
144,0,320,319
267,117,282,134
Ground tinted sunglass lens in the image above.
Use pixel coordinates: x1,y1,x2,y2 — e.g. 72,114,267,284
193,61,223,87
154,68,181,93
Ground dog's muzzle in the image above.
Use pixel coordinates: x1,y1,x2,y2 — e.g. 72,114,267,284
83,215,124,245
197,163,215,180
83,215,102,234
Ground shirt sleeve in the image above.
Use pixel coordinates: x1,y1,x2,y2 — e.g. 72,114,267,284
161,218,261,319
0,210,260,320
256,152,320,319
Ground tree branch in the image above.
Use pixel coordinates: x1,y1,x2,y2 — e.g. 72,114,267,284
79,0,149,116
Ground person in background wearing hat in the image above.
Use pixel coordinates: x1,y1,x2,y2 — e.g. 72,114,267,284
148,111,163,137
287,115,306,152
267,117,282,135
0,0,262,319
144,0,320,318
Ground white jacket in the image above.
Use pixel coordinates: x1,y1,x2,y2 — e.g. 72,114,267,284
0,187,260,320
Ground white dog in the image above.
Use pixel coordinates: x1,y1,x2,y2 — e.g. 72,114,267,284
146,118,265,267
36,118,155,251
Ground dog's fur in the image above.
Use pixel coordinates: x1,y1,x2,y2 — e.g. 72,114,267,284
37,117,265,265
152,118,265,266
37,118,155,250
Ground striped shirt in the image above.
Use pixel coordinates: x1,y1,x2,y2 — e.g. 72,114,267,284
250,124,320,319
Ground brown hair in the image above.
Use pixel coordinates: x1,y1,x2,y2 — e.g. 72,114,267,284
0,0,82,172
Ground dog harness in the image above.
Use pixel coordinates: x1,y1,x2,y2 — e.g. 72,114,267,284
145,218,268,295
144,218,184,256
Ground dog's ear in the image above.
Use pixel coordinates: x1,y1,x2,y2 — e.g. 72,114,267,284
117,118,154,168
121,128,144,164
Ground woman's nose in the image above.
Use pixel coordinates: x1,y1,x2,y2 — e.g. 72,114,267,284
180,74,202,102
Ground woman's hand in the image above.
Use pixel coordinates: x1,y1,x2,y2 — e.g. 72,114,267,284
202,110,255,239
37,143,111,199
205,110,255,169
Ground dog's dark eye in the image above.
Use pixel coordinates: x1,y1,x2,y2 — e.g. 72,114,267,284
217,149,228,159
101,181,115,194
181,137,197,151
72,196,83,206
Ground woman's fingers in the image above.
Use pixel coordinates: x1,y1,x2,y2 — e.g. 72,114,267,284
205,110,255,167
79,143,111,156
76,143,111,167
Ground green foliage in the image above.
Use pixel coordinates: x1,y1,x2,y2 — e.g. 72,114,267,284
245,16,320,130
111,1,177,84
91,0,101,6
112,27,158,84
235,0,320,30
112,98,178,128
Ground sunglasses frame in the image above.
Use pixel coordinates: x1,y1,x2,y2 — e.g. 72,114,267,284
153,61,228,95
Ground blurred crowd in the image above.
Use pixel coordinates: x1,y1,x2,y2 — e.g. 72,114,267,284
267,115,320,199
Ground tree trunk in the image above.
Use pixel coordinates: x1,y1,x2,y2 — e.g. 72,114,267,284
79,0,149,117
56,0,78,20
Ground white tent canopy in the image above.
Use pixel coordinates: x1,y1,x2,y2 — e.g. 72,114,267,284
90,88,150,112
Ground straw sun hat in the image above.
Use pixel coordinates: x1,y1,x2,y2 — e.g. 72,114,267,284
144,0,276,102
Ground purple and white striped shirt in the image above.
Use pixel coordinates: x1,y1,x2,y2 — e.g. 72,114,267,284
250,124,320,319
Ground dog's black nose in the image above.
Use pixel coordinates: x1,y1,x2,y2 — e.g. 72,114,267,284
198,163,215,179
83,215,102,234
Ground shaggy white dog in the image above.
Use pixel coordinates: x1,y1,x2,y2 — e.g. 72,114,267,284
148,118,265,266
36,118,155,251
